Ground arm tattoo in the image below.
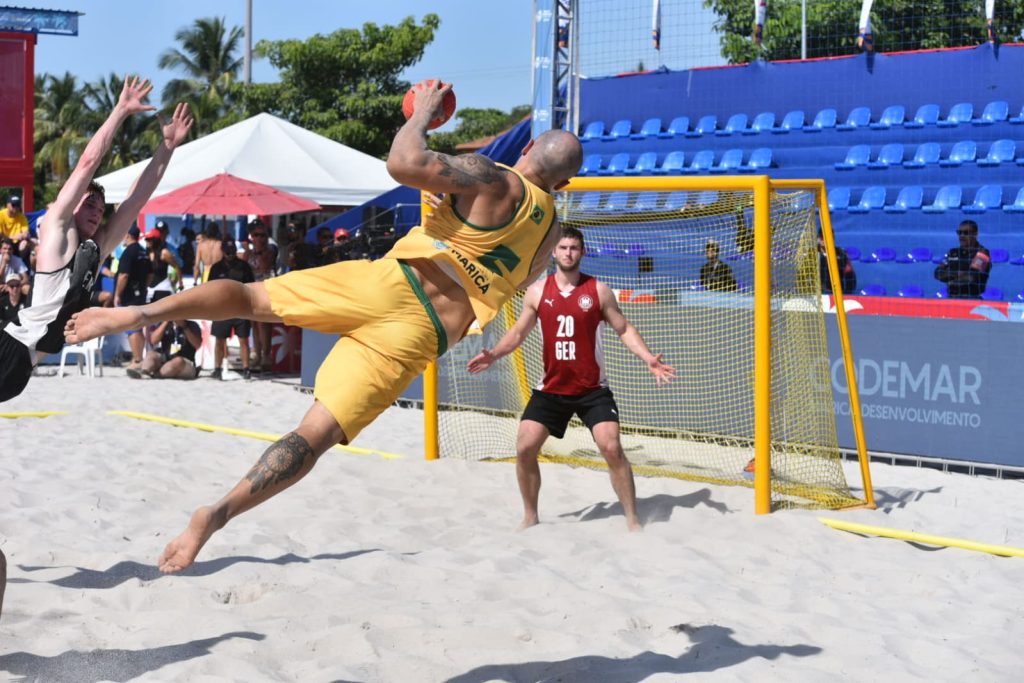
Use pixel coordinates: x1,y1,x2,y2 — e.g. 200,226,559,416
431,153,504,188
246,432,314,494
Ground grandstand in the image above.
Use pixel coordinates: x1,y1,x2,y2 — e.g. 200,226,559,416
572,43,1024,300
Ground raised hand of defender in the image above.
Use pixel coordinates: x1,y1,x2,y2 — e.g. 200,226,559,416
467,348,496,374
647,353,676,386
117,75,156,115
160,102,194,149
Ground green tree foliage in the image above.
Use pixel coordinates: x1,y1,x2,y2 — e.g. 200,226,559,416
428,105,532,155
704,0,1024,64
231,14,440,158
34,72,90,203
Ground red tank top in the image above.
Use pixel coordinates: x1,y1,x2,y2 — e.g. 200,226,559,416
538,273,606,395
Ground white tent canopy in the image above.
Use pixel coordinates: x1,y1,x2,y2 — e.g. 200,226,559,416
94,113,398,207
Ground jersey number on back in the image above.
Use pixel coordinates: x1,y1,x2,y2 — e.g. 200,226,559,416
555,314,575,360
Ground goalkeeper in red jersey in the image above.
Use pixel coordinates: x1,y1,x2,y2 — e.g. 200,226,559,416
467,226,675,531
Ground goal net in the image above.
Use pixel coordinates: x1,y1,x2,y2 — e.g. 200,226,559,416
429,176,872,512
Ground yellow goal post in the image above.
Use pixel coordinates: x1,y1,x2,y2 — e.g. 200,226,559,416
422,175,874,515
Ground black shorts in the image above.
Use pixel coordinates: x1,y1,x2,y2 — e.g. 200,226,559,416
521,386,619,439
0,328,33,403
211,318,252,339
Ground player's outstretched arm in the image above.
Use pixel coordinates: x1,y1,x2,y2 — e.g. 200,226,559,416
48,76,155,227
597,281,675,385
467,281,543,373
98,102,193,257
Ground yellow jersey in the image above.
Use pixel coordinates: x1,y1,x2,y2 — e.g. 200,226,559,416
0,210,28,239
385,163,558,328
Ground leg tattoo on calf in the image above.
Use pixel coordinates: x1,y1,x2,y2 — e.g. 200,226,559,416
246,432,314,494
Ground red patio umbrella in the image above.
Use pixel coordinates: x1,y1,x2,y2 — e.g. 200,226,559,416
141,173,321,216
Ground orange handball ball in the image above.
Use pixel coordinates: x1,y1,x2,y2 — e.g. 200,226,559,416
402,79,457,130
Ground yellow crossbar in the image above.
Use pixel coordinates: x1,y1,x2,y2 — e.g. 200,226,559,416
818,517,1024,558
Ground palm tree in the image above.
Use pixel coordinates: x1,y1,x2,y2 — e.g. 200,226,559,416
34,72,90,192
158,16,244,106
84,72,161,173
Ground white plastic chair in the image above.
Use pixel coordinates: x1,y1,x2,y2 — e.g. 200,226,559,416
59,336,105,377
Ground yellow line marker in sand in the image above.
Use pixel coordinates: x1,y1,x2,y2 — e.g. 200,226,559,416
0,411,69,419
107,410,405,460
819,517,1024,558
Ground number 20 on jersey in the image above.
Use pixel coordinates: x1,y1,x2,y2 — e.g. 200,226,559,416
555,314,576,360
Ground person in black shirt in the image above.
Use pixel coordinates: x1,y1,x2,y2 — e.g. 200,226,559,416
117,225,153,368
699,240,737,292
130,318,202,379
207,240,255,379
818,229,857,295
0,274,25,323
934,220,991,299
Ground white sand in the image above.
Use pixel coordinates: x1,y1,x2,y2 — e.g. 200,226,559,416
2,369,1023,681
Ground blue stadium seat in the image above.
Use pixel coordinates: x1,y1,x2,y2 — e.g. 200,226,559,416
771,110,805,134
922,185,963,213
976,139,1015,166
935,286,949,299
896,247,933,263
804,108,837,132
743,111,775,135
682,150,715,174
990,248,1009,263
883,185,923,213
581,121,605,141
937,102,973,127
902,142,941,168
843,246,862,261
695,191,718,206
1002,186,1024,213
602,119,632,141
860,247,897,263
835,145,871,170
579,192,602,212
1010,104,1024,125
938,140,977,167
962,184,1003,213
972,100,1009,126
1012,253,1024,266
870,105,905,129
897,285,924,297
739,147,773,172
715,113,748,136
827,187,851,211
685,115,718,137
633,191,663,211
630,117,662,140
654,150,685,175
605,191,632,211
709,149,743,173
981,287,1004,301
664,191,690,210
625,151,658,175
837,106,871,131
579,154,603,175
658,116,690,138
848,186,886,213
597,152,630,175
904,104,939,128
867,143,904,169
859,284,887,296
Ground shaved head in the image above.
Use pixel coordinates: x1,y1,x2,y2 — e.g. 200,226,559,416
524,129,583,189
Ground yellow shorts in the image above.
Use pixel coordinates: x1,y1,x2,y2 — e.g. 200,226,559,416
264,258,446,442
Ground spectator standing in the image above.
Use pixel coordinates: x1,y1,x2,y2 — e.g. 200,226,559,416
207,239,255,379
193,222,224,284
934,220,991,299
699,240,737,292
129,318,202,380
177,227,196,277
818,229,857,295
245,220,277,373
116,226,152,369
146,226,182,301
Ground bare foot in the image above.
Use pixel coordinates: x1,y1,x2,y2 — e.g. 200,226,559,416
626,518,644,533
516,515,539,532
65,307,144,344
158,505,224,573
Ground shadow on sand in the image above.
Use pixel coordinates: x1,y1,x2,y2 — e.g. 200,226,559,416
444,623,820,682
559,488,731,525
0,631,264,683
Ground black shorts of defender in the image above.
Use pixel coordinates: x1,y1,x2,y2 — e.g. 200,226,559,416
521,387,619,439
211,318,252,339
0,328,33,403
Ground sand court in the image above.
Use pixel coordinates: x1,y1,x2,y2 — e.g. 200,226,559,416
1,371,1022,681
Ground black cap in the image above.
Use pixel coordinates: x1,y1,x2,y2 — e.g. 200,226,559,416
8,196,21,206
128,226,140,239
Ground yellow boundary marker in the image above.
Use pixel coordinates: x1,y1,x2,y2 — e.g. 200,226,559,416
107,410,405,460
819,517,1024,558
0,411,68,419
